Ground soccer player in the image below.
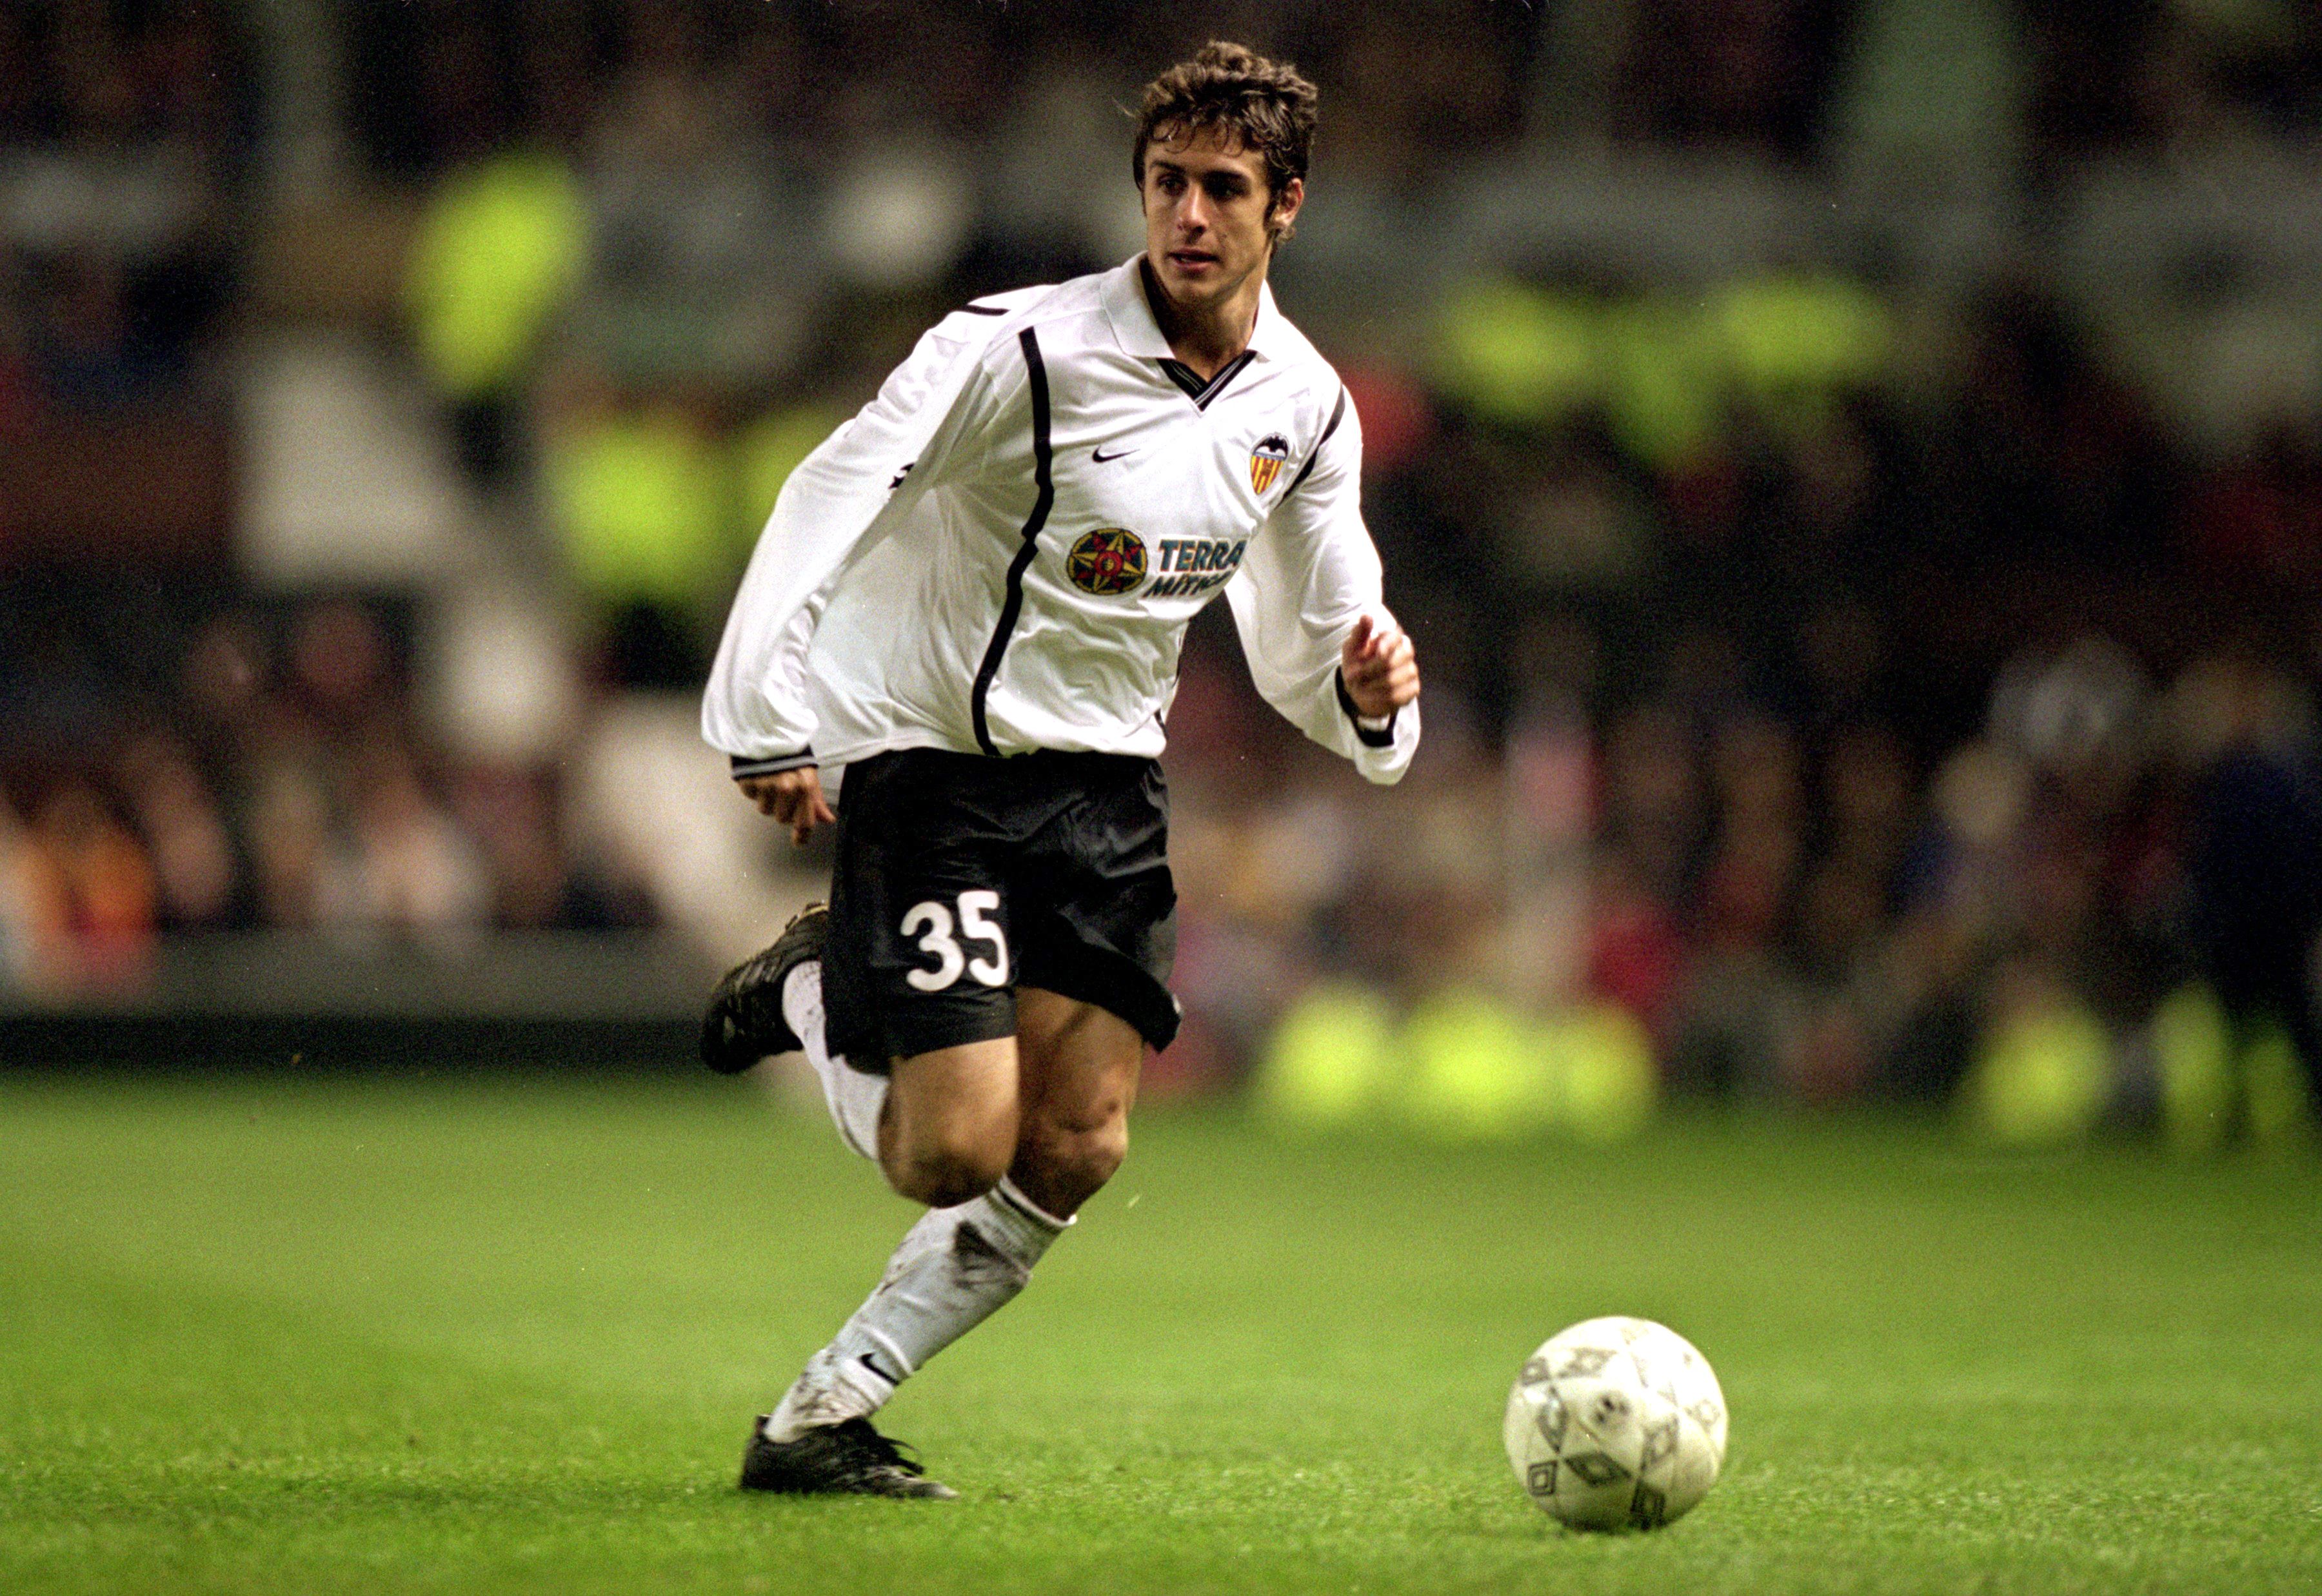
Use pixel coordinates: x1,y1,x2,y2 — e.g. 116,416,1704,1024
699,41,1420,1498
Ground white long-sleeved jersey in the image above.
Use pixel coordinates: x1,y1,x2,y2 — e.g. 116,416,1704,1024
702,256,1420,785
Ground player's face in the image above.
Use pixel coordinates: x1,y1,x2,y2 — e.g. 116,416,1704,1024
1140,130,1302,314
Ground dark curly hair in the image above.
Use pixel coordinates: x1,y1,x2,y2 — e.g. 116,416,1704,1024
1132,42,1319,241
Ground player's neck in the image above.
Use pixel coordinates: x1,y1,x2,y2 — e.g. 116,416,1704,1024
1139,255,1264,382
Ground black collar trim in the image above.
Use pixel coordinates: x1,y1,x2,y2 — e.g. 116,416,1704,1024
1157,350,1256,411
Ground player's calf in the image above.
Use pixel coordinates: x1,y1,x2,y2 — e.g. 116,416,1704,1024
756,1174,1073,1462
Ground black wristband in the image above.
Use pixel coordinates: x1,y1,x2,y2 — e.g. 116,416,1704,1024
1334,669,1398,749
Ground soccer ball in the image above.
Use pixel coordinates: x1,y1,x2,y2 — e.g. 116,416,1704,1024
1503,1315,1727,1531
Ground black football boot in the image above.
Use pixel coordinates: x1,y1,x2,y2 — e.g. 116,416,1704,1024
700,903,829,1073
739,1416,958,1499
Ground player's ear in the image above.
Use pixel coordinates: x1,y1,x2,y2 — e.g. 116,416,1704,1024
1267,176,1304,244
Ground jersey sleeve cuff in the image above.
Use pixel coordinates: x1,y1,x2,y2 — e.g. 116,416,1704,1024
1334,669,1398,749
730,749,816,780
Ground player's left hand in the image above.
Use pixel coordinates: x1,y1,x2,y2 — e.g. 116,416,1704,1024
739,766,837,847
1341,615,1419,720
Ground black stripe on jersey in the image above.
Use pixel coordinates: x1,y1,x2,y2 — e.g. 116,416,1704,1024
1157,351,1256,411
962,301,1008,315
969,329,1054,756
1285,388,1347,497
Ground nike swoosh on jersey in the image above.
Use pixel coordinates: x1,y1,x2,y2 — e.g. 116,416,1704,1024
1091,445,1138,462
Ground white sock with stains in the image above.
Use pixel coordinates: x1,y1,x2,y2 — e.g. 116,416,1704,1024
762,1177,1071,1441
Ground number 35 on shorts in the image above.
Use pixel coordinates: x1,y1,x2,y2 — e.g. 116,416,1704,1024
900,890,1010,992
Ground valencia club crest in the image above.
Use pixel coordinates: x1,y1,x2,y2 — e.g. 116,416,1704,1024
1250,433,1291,495
1065,527,1148,596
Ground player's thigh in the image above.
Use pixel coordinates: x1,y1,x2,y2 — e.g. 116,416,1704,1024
884,1034,1020,1199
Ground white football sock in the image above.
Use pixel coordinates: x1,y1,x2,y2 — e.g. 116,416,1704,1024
781,961,885,1159
762,1176,1071,1441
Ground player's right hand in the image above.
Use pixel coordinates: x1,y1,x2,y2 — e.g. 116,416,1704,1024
739,767,836,847
1341,614,1420,720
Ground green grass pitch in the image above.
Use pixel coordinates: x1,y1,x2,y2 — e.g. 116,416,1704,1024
3,1073,2319,1595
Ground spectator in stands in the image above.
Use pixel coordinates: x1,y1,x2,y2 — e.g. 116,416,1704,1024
0,785,61,992
23,780,155,989
334,738,489,937
2179,651,2322,1124
243,756,331,932
119,734,237,931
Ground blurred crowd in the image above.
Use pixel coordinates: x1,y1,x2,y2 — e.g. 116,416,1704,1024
3,2,2321,1136
1165,616,2322,1142
340,1,2322,184
0,584,655,996
1169,267,2322,1138
0,1,251,420
8,0,2319,447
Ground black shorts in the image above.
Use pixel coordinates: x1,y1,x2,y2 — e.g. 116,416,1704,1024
822,748,1180,1068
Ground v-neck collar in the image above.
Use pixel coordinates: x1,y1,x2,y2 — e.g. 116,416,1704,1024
1158,350,1258,410
1100,255,1282,411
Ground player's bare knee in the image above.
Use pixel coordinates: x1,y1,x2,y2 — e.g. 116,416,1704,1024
892,1161,998,1209
889,1129,1011,1208
1019,1116,1127,1203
